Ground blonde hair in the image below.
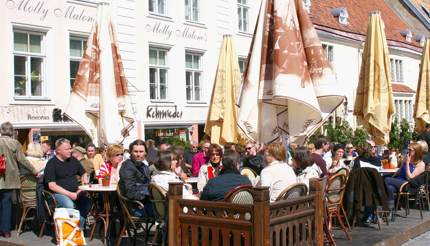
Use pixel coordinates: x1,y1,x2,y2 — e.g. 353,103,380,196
106,144,124,159
417,140,428,153
266,142,286,161
27,142,44,158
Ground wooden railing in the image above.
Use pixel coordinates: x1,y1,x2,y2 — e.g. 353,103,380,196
168,179,324,246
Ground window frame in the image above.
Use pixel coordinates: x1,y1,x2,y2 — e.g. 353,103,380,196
149,0,167,16
390,58,404,82
69,36,87,91
237,0,250,33
185,0,200,23
185,52,203,102
13,29,46,99
149,47,169,101
322,43,334,65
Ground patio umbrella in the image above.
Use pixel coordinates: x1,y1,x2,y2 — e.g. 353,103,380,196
237,0,344,144
205,35,243,145
65,2,134,146
353,12,395,145
414,39,430,133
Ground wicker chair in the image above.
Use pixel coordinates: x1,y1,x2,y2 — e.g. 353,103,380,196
223,185,254,204
149,183,168,245
240,167,258,181
275,183,308,201
39,190,57,238
17,175,38,236
325,173,351,240
116,186,155,246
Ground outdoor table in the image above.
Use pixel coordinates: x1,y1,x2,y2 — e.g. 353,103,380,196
378,168,399,176
79,184,117,243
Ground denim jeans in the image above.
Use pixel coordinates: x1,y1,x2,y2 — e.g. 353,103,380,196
0,189,13,233
54,193,92,229
385,177,407,209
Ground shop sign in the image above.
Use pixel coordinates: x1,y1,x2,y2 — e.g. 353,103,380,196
5,0,95,23
145,21,207,41
0,105,52,122
146,105,183,119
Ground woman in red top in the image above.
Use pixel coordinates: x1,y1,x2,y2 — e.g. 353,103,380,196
97,144,124,185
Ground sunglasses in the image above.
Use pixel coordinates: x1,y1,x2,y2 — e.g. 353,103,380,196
212,152,221,156
245,147,252,150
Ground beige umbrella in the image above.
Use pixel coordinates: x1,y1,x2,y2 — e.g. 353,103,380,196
65,2,134,146
414,39,430,133
237,0,344,144
205,35,243,145
353,12,395,145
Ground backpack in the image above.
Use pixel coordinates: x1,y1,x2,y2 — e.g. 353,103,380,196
0,154,6,175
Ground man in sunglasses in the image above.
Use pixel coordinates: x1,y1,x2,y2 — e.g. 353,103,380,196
242,141,264,175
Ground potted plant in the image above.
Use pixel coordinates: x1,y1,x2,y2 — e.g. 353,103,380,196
101,173,110,187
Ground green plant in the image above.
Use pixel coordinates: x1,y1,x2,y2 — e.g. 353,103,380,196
103,173,110,181
389,118,414,150
165,136,189,148
325,119,354,144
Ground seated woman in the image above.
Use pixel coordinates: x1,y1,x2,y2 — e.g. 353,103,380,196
385,142,426,209
169,145,189,181
97,144,124,186
151,150,195,199
258,142,296,202
329,144,348,173
200,151,251,201
26,142,47,174
197,144,223,192
293,146,322,187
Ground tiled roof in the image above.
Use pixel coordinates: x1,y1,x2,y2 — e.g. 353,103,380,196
392,83,416,93
310,0,422,48
410,0,430,17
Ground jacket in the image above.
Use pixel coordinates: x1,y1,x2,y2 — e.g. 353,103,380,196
200,169,252,201
119,158,151,201
0,136,37,189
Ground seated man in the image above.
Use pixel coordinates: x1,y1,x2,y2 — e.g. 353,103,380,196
119,139,153,217
200,151,251,201
44,138,91,229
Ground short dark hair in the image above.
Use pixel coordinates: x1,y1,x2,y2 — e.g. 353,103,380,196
0,121,14,137
221,151,240,171
314,137,328,150
156,150,173,171
86,143,96,150
129,139,147,153
292,146,313,170
224,142,236,151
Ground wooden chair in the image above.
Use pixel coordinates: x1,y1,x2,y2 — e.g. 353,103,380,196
116,186,155,246
224,185,254,204
325,173,351,240
149,183,168,245
275,183,308,201
39,190,57,238
17,175,38,236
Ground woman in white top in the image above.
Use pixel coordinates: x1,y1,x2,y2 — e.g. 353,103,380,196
197,144,223,192
151,150,195,199
293,146,322,188
328,144,348,173
258,142,296,202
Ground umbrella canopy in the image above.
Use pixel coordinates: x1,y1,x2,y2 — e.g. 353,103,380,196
353,12,395,145
205,35,243,145
237,0,344,144
414,39,430,133
65,2,134,146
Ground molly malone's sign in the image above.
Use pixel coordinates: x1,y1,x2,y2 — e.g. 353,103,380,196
146,105,183,119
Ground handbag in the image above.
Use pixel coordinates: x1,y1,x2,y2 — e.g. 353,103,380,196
0,154,6,175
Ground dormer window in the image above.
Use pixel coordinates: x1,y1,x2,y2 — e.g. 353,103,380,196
303,0,311,14
331,8,348,25
400,30,413,43
415,34,426,47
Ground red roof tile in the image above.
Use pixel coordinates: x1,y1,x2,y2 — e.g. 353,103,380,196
310,0,422,47
392,83,415,93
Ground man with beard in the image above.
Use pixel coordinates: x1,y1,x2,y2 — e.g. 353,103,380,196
119,139,153,217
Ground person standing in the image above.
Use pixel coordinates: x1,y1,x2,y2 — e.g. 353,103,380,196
0,122,39,238
311,138,329,176
191,140,210,176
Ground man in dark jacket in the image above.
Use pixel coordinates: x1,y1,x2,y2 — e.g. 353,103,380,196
119,139,153,217
200,151,251,201
242,142,264,175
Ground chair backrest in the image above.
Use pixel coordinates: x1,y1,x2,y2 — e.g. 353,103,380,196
41,190,57,218
333,167,349,177
325,173,347,207
240,167,257,180
116,185,144,229
19,175,38,206
223,185,254,204
149,183,167,221
275,183,308,201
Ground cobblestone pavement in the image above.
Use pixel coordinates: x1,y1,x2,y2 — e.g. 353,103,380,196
402,230,430,246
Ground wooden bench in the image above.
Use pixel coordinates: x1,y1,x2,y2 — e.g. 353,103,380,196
167,179,324,245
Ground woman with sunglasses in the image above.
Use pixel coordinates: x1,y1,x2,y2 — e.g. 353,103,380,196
97,144,124,186
385,142,426,209
197,144,223,192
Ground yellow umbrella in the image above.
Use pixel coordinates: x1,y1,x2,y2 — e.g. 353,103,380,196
354,12,395,145
414,39,430,133
65,2,134,146
205,35,243,145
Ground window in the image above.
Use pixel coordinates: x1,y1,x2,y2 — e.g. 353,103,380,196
149,0,166,15
390,58,403,82
185,0,199,22
185,52,202,101
69,37,87,89
149,47,168,100
322,44,334,64
238,58,247,75
394,99,413,123
13,31,45,97
237,0,249,32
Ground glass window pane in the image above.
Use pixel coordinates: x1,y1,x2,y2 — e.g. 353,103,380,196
149,68,157,83
70,60,80,81
31,77,42,96
185,0,190,20
14,32,28,52
193,55,200,69
29,34,41,53
192,0,199,21
160,69,167,99
243,8,249,31
159,69,167,85
194,72,200,87
31,57,42,78
186,54,193,68
70,39,83,57
158,51,166,65
14,56,26,76
149,49,157,64
160,84,166,99
194,73,200,101
149,0,154,12
158,0,165,14
14,76,26,96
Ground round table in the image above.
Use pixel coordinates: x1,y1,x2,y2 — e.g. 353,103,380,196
79,184,117,243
